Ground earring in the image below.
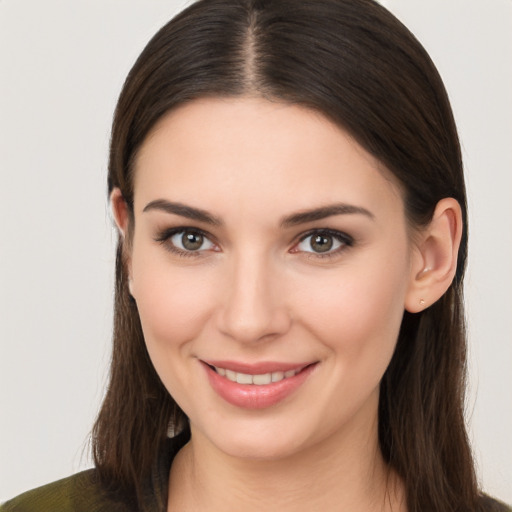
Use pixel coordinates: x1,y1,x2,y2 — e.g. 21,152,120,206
419,298,426,306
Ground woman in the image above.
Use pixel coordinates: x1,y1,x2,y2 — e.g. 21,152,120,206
2,0,509,511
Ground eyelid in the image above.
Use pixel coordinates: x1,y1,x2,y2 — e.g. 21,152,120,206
154,225,213,242
154,226,353,259
154,226,219,256
290,228,354,256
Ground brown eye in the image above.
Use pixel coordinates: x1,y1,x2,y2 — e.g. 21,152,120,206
310,234,333,253
169,230,215,252
181,231,203,250
295,230,352,256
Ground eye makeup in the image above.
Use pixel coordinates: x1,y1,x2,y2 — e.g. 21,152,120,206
153,225,354,262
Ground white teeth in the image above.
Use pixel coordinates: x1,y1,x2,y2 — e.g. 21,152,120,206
214,366,300,385
271,371,284,382
236,372,253,384
253,373,272,385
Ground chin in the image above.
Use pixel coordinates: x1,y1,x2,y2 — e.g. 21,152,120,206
216,436,304,461
192,414,320,462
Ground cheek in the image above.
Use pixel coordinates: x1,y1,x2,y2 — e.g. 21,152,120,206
131,251,217,355
131,260,220,408
295,252,409,371
298,269,406,426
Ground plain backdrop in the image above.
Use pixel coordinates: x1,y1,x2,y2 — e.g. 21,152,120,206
1,0,511,503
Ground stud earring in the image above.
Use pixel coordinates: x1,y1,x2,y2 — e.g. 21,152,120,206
419,298,426,306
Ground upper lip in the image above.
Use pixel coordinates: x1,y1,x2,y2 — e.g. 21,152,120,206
201,359,315,374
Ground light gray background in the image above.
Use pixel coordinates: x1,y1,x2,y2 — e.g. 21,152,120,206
1,0,511,503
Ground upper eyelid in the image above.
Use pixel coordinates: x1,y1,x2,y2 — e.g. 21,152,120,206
292,229,354,260
154,226,353,251
154,227,217,258
154,226,215,242
294,227,353,244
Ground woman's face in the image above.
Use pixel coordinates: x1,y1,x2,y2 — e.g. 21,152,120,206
127,97,419,460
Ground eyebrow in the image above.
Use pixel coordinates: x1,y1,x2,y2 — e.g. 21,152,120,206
143,199,223,226
142,199,374,228
279,203,375,228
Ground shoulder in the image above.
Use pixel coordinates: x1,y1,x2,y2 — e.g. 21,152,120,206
0,435,187,512
479,494,512,512
0,470,135,512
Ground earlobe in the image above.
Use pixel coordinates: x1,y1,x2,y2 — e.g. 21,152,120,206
405,198,463,313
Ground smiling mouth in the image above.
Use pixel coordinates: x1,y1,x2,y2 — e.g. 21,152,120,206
202,361,318,409
208,364,306,385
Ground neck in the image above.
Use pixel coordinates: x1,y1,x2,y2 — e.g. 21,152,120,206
168,408,405,512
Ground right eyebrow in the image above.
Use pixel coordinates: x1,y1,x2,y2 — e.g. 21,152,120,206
142,199,223,226
279,203,375,228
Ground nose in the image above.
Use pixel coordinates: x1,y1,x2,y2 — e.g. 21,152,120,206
216,252,292,344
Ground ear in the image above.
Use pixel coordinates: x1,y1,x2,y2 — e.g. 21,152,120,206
110,188,134,296
110,188,130,237
405,198,463,313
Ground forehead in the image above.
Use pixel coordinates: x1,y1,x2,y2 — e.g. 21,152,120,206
133,97,404,223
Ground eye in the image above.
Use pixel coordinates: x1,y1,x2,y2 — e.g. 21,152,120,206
294,229,352,255
155,228,216,256
171,230,215,251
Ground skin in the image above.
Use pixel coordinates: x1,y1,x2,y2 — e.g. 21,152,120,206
112,97,462,512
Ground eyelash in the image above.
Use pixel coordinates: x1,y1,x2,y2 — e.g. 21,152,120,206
154,227,354,259
293,228,354,259
154,227,216,258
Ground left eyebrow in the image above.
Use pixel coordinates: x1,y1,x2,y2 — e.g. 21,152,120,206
142,199,223,226
280,203,375,228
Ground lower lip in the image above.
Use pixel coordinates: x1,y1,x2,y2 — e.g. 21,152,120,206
203,362,317,409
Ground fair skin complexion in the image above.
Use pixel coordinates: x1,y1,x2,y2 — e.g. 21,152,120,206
112,97,462,512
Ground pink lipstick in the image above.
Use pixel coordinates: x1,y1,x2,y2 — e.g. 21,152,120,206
201,360,317,409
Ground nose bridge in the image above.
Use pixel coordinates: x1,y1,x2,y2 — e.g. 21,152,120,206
218,247,290,343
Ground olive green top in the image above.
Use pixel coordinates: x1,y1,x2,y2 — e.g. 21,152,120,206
0,436,182,512
1,469,136,512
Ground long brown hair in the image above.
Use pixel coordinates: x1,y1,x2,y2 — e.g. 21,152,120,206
94,0,481,509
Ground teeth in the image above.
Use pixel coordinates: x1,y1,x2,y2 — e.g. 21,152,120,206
253,373,272,385
271,371,284,382
236,372,253,384
214,366,300,385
